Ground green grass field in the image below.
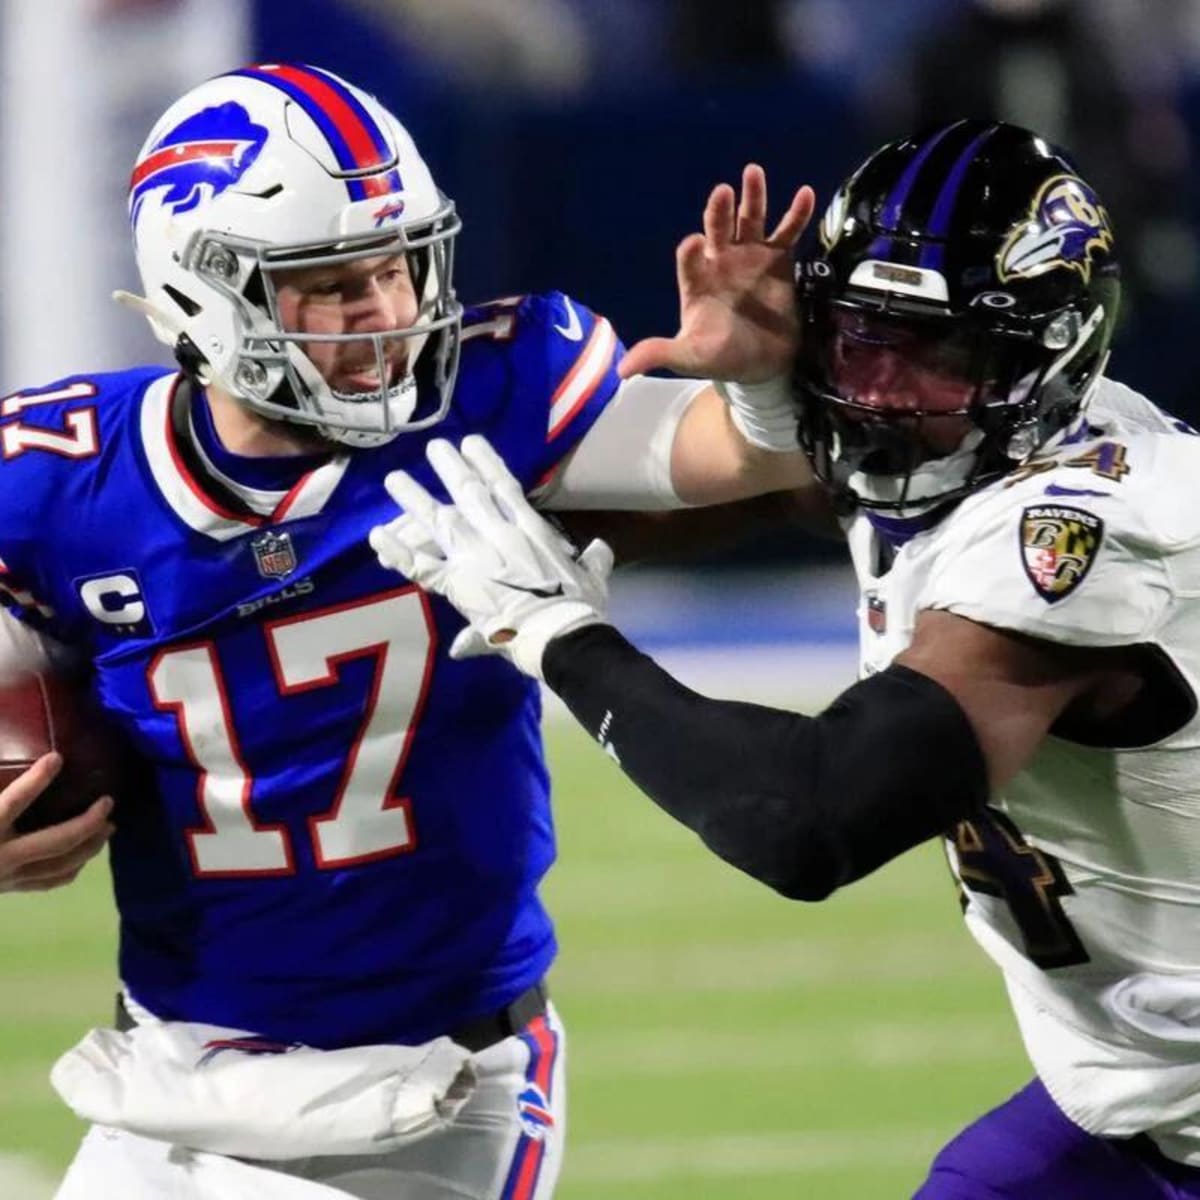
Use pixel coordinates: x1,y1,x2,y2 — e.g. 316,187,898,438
0,720,1029,1198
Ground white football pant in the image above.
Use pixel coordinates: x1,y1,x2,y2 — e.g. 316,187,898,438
55,1004,567,1200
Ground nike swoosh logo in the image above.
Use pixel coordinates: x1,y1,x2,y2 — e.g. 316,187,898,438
520,583,565,599
552,298,584,342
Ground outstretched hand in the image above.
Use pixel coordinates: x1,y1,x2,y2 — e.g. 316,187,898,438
370,437,612,681
619,165,815,384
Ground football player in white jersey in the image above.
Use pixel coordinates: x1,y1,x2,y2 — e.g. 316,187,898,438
0,63,821,1200
372,119,1200,1196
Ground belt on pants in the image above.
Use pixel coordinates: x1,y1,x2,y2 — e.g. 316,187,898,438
113,980,550,1054
449,981,549,1052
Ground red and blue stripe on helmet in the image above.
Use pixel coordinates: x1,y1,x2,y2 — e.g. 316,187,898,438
233,63,403,200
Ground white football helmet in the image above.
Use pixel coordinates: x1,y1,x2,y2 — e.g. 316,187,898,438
123,63,463,447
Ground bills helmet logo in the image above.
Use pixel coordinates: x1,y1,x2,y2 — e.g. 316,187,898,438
516,1084,555,1139
1019,504,1103,603
130,103,269,226
997,174,1113,285
372,198,406,227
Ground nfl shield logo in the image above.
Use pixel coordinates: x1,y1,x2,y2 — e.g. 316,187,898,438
866,592,887,635
251,530,298,579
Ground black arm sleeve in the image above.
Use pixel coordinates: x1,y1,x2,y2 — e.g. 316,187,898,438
543,624,989,901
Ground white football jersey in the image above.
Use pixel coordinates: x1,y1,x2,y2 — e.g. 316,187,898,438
846,378,1200,1163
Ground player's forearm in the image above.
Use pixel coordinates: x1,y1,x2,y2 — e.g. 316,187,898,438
542,625,989,899
669,386,813,505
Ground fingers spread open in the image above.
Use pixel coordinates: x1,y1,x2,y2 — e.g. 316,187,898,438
458,435,526,518
426,439,510,540
736,163,767,243
368,523,418,576
703,182,736,252
617,335,680,380
675,233,711,293
383,469,441,534
768,184,817,248
460,437,577,561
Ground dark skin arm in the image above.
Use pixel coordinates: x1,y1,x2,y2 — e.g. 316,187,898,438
376,437,1171,901
897,609,1148,788
532,433,1144,787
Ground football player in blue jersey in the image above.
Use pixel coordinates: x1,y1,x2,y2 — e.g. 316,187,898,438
0,63,819,1199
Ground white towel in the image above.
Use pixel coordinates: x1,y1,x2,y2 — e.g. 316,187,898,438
52,1021,476,1161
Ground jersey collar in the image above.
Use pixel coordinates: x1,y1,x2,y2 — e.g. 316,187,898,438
139,373,352,542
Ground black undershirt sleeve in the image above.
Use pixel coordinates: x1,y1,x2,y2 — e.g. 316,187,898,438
543,624,990,901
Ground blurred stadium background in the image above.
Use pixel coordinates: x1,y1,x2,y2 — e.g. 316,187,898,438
2,0,1198,1194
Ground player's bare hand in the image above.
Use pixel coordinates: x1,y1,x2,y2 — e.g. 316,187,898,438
619,165,816,383
0,753,114,893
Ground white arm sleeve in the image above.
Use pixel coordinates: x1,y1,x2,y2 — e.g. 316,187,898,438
0,607,75,679
534,375,706,511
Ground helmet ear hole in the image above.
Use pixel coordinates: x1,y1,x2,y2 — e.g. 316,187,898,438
163,284,200,318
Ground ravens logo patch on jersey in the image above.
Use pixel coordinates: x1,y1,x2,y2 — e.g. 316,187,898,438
1019,504,1103,603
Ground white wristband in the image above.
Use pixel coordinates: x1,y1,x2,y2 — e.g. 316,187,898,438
712,377,800,453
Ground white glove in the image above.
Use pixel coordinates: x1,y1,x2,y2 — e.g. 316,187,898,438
713,376,800,452
370,435,613,680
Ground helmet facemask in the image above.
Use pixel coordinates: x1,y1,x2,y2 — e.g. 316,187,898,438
797,294,1109,515
181,203,462,448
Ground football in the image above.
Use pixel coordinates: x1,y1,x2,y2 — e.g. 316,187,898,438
0,671,125,834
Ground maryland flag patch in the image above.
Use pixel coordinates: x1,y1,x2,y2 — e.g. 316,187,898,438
1019,504,1103,603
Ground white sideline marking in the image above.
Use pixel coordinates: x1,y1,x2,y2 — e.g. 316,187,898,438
568,1128,940,1182
0,1153,56,1198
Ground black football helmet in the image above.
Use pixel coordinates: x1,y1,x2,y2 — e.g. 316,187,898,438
796,119,1120,515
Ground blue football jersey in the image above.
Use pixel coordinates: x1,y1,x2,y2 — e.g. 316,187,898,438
0,292,622,1048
